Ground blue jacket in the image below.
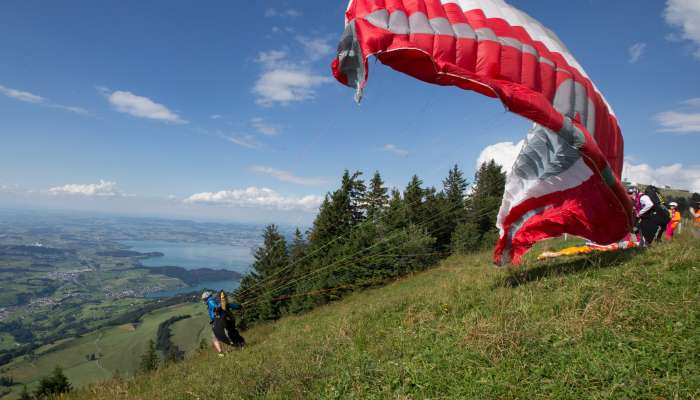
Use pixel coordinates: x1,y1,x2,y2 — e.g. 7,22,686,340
206,296,241,321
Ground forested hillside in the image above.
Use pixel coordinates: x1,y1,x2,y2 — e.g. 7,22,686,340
234,162,506,325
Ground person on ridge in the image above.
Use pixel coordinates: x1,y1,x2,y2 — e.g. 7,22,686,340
691,202,700,237
665,202,681,240
636,186,668,246
201,291,244,356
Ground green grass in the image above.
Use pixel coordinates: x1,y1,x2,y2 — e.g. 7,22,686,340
0,332,17,351
2,302,210,399
58,234,700,398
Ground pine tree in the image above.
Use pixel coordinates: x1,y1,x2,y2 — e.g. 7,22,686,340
365,171,389,219
251,225,289,277
342,170,367,224
240,224,289,321
439,165,469,251
35,366,71,399
443,164,468,210
288,228,307,263
457,160,506,251
309,170,365,246
139,339,159,373
403,175,426,225
423,187,453,251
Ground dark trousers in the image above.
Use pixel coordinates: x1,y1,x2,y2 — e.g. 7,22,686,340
213,314,245,347
640,216,664,245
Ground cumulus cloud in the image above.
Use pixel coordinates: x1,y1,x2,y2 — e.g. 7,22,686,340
476,140,525,172
102,89,186,124
0,84,88,114
48,180,120,197
664,0,700,59
628,42,647,63
250,117,281,136
210,114,222,120
382,144,409,157
253,45,332,106
253,68,330,106
185,187,322,211
250,166,327,186
623,160,700,192
655,98,700,133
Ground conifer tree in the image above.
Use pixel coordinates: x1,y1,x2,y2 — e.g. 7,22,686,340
309,170,365,246
443,164,468,210
288,228,307,263
384,188,407,231
403,175,426,225
342,170,367,224
240,224,289,321
453,160,506,252
365,171,389,219
439,165,469,251
252,224,289,277
35,366,71,399
139,339,159,372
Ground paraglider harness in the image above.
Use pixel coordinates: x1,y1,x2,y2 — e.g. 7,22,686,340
211,291,245,348
643,185,671,226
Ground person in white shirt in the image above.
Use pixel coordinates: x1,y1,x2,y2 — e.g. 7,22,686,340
637,189,666,245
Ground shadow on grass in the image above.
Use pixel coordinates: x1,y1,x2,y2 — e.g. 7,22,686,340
497,248,643,289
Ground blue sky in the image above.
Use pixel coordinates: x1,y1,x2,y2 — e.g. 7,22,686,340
0,0,699,225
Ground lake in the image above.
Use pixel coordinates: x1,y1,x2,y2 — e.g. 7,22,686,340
120,240,253,272
119,240,255,297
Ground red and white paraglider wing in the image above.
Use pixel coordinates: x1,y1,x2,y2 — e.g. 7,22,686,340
332,0,633,264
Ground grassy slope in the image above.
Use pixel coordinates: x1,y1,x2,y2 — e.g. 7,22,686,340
3,302,209,399
65,234,700,399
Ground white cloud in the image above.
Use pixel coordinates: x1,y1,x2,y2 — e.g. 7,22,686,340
0,84,46,103
0,84,88,115
256,50,289,68
382,144,409,157
253,45,332,106
264,8,302,18
104,90,186,124
623,160,700,192
48,180,120,197
226,134,262,149
655,98,700,133
476,140,524,172
185,187,322,211
296,36,333,61
628,42,647,63
254,68,330,106
250,117,281,136
664,0,700,59
210,114,222,120
250,166,327,186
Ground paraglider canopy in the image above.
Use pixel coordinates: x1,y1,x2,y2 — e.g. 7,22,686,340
332,0,633,264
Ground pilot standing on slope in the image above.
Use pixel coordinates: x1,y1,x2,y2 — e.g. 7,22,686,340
201,291,244,356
